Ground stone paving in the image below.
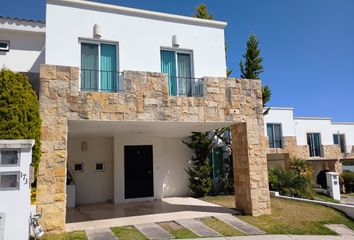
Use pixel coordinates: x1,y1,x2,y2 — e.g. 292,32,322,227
213,214,265,235
176,218,222,237
85,228,117,240
78,213,354,240
134,223,174,239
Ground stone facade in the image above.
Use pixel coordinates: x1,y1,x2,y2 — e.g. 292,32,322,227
266,136,344,180
37,64,270,231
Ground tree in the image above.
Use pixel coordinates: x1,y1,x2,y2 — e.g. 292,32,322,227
193,4,232,77
183,132,214,197
192,3,213,20
0,68,41,175
239,34,271,114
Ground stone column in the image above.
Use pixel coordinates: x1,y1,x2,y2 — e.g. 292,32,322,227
36,65,74,232
232,121,271,216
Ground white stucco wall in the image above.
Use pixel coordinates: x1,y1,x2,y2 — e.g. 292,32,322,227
264,107,354,153
114,134,191,204
0,30,45,72
67,137,114,204
294,118,334,145
264,107,296,136
45,1,227,78
331,123,354,153
0,140,34,240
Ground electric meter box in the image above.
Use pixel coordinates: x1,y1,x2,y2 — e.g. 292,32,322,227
0,140,35,240
326,172,341,201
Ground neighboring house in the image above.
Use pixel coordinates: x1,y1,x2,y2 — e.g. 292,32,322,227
0,0,270,232
264,107,354,185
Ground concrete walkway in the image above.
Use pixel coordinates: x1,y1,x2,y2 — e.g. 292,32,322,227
182,235,354,240
134,223,174,239
213,214,265,235
85,228,117,240
176,218,222,237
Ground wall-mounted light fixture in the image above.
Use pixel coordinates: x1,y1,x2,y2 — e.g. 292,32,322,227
93,24,102,39
172,35,179,47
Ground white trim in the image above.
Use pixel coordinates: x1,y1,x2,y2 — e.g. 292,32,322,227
47,0,227,29
294,117,332,121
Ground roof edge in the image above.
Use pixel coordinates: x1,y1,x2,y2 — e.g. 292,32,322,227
294,116,332,121
47,0,228,29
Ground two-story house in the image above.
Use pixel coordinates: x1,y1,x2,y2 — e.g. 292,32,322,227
0,0,271,231
264,107,354,187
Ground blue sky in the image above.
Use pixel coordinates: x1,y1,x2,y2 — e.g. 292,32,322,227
2,0,354,121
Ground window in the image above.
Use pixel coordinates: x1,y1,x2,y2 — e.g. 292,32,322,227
0,150,19,166
267,123,283,148
74,163,84,173
95,163,105,172
307,133,322,157
0,40,9,52
160,49,195,96
80,42,120,92
333,134,346,153
0,172,20,191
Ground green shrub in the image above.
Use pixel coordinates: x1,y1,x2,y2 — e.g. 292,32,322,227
0,68,41,175
341,172,354,193
269,166,313,198
290,158,312,178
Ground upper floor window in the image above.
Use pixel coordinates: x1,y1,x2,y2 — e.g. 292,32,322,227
333,134,346,153
80,42,121,92
161,49,198,96
267,123,283,148
307,133,322,157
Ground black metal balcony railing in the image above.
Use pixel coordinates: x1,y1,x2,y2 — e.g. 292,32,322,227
309,145,323,157
80,69,124,92
168,76,204,97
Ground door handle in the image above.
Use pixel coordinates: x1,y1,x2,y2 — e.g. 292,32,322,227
147,170,152,175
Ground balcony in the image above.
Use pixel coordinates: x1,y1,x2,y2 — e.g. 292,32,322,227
80,69,124,93
80,69,204,97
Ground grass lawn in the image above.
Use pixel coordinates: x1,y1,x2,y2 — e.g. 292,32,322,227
159,221,199,239
202,195,354,235
200,217,244,236
111,226,147,240
41,231,87,240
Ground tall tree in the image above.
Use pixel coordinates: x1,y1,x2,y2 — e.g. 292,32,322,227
239,34,271,114
193,4,232,77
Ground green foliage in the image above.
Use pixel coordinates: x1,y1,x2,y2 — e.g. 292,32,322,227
239,35,264,79
0,68,41,175
192,3,213,20
183,132,214,197
269,166,313,199
341,171,354,193
239,35,271,115
290,158,313,178
262,85,272,115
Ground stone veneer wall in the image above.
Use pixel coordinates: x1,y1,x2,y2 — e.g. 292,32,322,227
37,64,270,231
267,136,343,173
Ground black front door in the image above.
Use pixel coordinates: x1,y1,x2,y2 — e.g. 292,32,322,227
124,145,153,199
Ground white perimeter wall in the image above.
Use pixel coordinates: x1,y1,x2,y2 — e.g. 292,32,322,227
0,146,32,240
114,134,191,204
0,30,45,72
264,108,296,136
68,137,114,204
45,2,226,77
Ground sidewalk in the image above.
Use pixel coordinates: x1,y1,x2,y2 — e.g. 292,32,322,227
183,235,354,240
